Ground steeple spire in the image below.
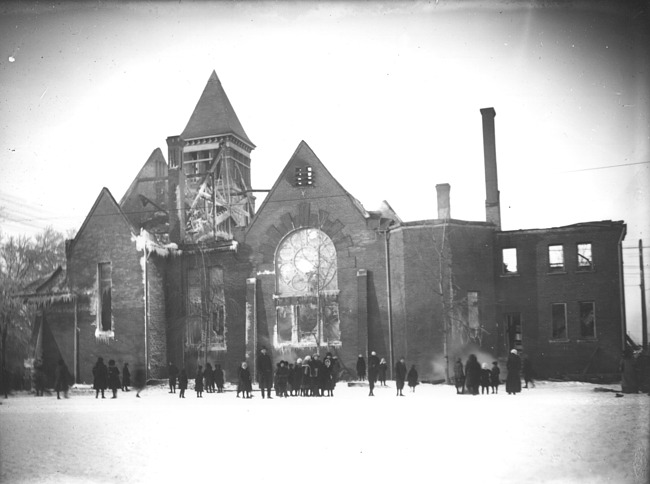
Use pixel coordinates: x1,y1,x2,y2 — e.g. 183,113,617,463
180,71,254,146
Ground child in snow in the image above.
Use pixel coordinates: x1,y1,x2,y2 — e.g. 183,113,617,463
480,363,491,394
238,362,252,398
407,365,419,392
490,361,501,394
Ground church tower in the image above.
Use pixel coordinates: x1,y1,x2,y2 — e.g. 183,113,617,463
167,71,256,243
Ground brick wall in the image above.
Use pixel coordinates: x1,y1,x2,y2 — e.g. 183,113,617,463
389,221,497,381
243,142,391,378
66,190,146,383
496,222,626,377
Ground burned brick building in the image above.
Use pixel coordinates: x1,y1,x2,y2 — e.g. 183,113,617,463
27,72,627,385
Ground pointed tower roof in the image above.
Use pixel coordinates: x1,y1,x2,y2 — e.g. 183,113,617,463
180,71,254,146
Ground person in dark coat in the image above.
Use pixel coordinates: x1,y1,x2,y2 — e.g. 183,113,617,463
378,358,388,386
54,359,70,399
490,361,501,394
133,365,146,398
257,347,273,399
356,355,366,381
33,360,46,397
522,354,535,389
395,357,407,396
178,368,188,398
506,349,522,395
107,359,121,399
168,362,179,394
619,349,638,394
92,357,108,399
309,354,321,396
407,365,419,392
301,357,311,397
368,351,380,396
291,359,303,396
464,354,481,396
453,357,465,394
204,363,214,393
214,364,224,393
195,365,204,398
121,363,131,391
322,357,335,397
480,363,491,395
276,361,289,397
237,362,252,398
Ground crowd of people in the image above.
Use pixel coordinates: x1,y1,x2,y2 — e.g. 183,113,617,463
13,346,650,401
91,357,146,398
451,349,534,396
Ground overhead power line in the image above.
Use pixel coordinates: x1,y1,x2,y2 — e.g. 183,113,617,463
561,160,650,173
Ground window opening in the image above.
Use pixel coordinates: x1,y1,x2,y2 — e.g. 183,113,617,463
294,166,314,187
548,245,565,273
274,228,340,347
551,303,567,339
505,312,523,351
577,243,593,271
98,262,112,332
502,248,518,274
579,301,596,338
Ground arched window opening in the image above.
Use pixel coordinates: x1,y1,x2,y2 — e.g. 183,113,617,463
274,228,341,348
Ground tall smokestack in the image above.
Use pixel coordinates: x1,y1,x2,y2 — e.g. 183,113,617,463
436,183,451,220
480,107,501,229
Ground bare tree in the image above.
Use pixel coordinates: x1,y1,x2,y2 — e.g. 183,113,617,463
416,223,489,383
0,228,67,396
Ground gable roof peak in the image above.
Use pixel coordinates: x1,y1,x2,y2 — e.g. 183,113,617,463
180,71,254,147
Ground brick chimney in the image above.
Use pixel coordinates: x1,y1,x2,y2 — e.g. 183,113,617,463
436,183,451,220
480,107,501,229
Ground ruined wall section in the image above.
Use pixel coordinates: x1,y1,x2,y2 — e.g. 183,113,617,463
66,190,145,383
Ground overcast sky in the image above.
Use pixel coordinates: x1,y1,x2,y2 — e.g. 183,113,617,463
1,1,648,340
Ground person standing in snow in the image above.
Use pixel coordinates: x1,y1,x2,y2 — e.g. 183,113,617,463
356,355,366,381
301,357,311,397
168,362,179,394
407,364,419,392
204,362,214,394
133,365,146,398
378,358,388,386
506,349,522,395
522,354,535,389
480,363,492,395
107,359,121,399
92,357,108,399
121,363,131,391
322,357,335,397
257,347,273,399
619,349,638,394
453,357,465,394
464,354,481,396
368,351,380,396
237,362,252,398
395,357,407,396
54,359,70,399
214,364,224,393
490,361,501,394
178,368,188,399
195,365,204,398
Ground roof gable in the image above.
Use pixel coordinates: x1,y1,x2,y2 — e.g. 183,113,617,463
180,71,254,146
67,188,137,255
119,148,168,207
247,140,369,233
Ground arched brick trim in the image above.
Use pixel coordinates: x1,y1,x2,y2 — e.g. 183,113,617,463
259,202,354,264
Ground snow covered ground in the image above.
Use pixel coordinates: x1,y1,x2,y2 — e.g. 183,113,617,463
1,381,648,484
